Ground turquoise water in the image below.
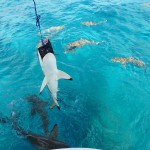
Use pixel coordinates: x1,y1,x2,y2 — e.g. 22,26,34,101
0,0,150,149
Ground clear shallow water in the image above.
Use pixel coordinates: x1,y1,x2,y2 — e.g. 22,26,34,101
0,0,150,150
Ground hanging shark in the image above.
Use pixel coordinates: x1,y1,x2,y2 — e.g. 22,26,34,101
26,95,49,134
37,39,73,109
0,111,69,150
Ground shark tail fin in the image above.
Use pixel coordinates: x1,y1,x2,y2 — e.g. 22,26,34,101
98,20,107,24
57,70,73,80
40,77,47,94
50,102,60,110
50,102,56,109
95,40,106,45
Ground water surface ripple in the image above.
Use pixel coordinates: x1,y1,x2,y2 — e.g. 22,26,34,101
0,0,150,150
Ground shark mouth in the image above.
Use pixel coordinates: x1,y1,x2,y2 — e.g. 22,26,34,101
38,39,54,59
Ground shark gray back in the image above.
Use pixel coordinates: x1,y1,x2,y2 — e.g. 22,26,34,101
0,107,69,150
26,124,69,150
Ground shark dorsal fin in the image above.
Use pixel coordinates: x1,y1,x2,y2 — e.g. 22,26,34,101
49,124,58,139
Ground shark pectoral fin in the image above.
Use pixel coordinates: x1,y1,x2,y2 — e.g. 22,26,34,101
40,77,47,94
57,70,73,80
49,124,58,140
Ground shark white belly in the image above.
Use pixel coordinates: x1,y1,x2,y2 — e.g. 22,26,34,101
37,39,72,109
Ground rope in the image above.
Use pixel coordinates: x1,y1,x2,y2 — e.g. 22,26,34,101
32,0,44,45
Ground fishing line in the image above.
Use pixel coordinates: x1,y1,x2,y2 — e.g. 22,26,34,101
32,0,43,45
32,0,55,56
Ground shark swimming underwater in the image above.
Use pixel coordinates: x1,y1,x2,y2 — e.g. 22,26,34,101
0,108,69,150
38,39,73,109
111,57,146,70
64,38,105,53
140,3,150,7
81,20,107,27
40,25,65,35
26,95,49,134
38,25,65,40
